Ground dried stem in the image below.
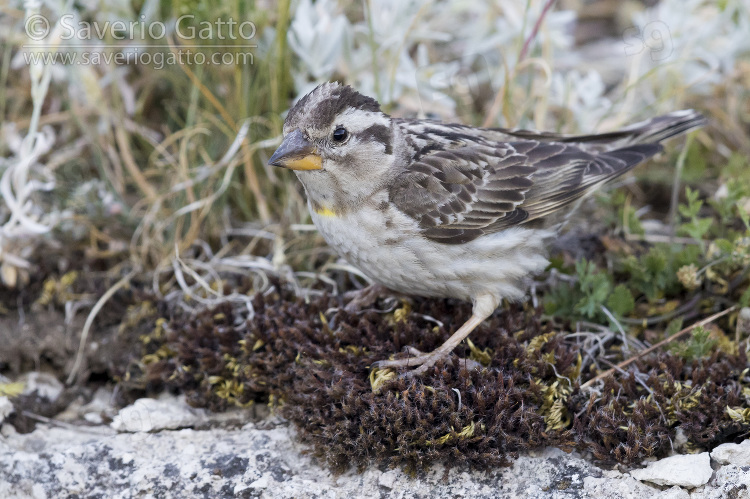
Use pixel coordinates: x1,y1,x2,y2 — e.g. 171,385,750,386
581,305,738,389
518,0,557,63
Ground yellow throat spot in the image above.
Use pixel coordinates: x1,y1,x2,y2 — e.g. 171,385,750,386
314,206,337,217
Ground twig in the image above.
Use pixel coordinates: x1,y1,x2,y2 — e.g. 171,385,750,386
580,305,738,389
21,411,114,435
600,305,630,356
619,293,701,326
518,0,557,63
625,233,702,245
114,124,157,200
169,37,236,130
67,269,138,385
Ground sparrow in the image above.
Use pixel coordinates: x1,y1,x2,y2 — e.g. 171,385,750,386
268,82,705,375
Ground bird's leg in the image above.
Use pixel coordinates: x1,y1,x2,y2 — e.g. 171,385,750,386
344,284,412,313
343,283,391,313
372,294,498,375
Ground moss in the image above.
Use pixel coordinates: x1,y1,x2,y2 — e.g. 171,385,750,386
120,286,750,473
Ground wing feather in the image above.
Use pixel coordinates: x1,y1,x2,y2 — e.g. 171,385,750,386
389,130,661,244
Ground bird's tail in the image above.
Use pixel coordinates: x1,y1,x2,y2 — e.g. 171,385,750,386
612,109,707,145
496,110,706,152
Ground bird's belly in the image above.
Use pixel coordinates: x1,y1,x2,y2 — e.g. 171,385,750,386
311,205,554,301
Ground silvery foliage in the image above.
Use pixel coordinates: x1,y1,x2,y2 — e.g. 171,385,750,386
1,0,162,287
0,0,58,287
631,0,750,94
287,0,579,122
286,0,749,131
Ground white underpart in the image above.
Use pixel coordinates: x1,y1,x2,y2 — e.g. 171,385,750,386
311,192,554,307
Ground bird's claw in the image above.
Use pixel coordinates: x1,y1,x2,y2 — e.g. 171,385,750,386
371,350,484,378
371,351,444,377
343,284,389,313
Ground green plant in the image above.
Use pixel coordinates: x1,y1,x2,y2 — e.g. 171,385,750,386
678,187,713,244
669,326,717,361
575,260,613,319
545,259,634,324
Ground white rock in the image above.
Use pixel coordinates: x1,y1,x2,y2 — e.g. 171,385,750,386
630,452,713,489
583,475,660,499
4,421,750,498
711,440,750,466
1,422,17,438
21,372,63,401
378,469,399,489
111,395,207,432
80,388,115,414
0,396,13,424
656,486,690,498
708,463,750,498
77,388,116,425
83,413,103,424
248,476,270,489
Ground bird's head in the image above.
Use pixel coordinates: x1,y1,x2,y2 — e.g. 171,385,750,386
268,82,398,208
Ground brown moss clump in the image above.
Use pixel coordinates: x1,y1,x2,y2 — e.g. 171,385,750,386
120,288,750,473
574,350,749,462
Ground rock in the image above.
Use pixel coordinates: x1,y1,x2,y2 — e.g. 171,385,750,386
1,422,17,438
21,372,63,401
709,464,750,498
111,395,207,432
80,388,116,424
656,486,690,499
56,387,116,424
2,419,750,498
711,440,750,466
248,475,270,489
0,425,642,498
582,475,661,498
378,469,399,489
630,452,713,489
0,396,13,425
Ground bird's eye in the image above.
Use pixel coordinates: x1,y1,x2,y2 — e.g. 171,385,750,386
332,127,348,142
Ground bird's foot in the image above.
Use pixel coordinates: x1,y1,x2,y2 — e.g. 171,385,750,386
372,347,483,377
371,351,441,377
371,308,493,377
343,284,389,313
343,284,410,313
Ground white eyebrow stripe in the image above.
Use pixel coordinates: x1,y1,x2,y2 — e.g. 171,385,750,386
337,108,389,133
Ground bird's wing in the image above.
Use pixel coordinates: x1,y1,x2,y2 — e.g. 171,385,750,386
388,139,661,244
393,110,704,153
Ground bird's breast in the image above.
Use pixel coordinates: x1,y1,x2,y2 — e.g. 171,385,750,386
307,198,554,302
308,199,450,295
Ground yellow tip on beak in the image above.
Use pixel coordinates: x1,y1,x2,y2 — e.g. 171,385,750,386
268,129,322,171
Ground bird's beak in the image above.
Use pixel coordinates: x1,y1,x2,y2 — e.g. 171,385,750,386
268,129,322,171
